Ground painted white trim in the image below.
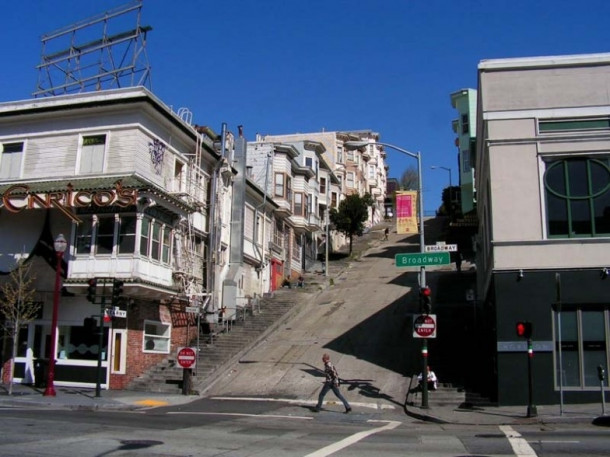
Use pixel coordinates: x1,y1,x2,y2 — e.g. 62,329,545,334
483,106,610,121
479,52,610,71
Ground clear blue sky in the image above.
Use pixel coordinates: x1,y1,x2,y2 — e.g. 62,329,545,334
2,0,610,212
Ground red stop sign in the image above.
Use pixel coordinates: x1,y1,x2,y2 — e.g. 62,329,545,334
413,314,437,338
177,347,197,369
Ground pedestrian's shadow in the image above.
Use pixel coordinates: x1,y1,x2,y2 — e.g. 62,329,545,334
341,378,403,408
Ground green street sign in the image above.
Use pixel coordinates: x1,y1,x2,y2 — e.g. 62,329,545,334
395,252,451,267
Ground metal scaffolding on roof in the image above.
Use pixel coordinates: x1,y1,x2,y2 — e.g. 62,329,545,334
34,0,152,97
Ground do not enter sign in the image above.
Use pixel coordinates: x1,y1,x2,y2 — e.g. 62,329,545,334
177,347,197,369
413,314,437,339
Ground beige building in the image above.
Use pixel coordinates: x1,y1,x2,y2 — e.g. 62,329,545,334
475,53,610,405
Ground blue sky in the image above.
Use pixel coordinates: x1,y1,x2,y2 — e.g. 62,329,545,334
2,0,610,212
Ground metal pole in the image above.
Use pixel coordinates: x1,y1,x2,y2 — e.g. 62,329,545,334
526,338,537,417
421,339,429,409
43,250,64,396
556,273,563,415
416,152,426,288
95,291,106,398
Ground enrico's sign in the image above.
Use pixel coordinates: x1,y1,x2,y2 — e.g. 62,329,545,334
0,180,138,223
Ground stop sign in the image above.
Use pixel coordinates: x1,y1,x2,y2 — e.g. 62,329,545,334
413,314,437,338
177,347,197,369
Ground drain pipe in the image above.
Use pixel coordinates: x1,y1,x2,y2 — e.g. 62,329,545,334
206,122,228,317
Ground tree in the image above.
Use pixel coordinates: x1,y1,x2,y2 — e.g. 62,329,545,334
0,259,40,394
330,193,373,255
438,185,462,219
400,166,419,191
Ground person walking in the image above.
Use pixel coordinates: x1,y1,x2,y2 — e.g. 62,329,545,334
314,353,351,413
383,227,389,241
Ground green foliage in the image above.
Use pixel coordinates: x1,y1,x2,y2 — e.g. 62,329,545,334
330,193,373,255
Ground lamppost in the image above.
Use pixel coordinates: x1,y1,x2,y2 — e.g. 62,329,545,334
43,233,68,396
344,141,426,288
430,165,452,217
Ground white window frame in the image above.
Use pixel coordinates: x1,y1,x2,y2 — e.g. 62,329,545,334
0,141,24,179
110,329,127,374
78,133,107,174
143,320,171,354
346,171,355,188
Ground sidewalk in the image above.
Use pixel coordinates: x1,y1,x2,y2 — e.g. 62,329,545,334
0,383,194,411
405,400,610,426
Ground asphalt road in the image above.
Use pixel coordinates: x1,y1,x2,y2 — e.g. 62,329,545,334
1,400,608,457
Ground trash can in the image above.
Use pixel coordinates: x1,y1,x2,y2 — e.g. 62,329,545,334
34,359,48,388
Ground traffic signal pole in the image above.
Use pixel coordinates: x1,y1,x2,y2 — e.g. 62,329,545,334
526,338,537,417
421,339,429,409
95,282,108,398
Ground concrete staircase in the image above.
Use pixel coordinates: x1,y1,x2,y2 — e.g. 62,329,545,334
126,288,308,394
406,376,493,409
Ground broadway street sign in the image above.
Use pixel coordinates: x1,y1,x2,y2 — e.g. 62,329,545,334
395,252,451,267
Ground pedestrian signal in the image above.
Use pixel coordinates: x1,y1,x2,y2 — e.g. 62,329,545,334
516,321,532,339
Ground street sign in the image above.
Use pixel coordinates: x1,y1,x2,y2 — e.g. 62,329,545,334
107,308,127,318
395,252,450,267
185,306,199,313
177,347,197,369
413,314,437,338
424,243,458,252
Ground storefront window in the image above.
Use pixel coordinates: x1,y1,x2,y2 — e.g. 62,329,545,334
554,306,609,388
143,320,170,353
582,310,607,387
56,323,108,361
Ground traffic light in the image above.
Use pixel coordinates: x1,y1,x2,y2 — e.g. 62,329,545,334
419,286,432,314
112,279,124,304
86,278,97,302
516,321,533,339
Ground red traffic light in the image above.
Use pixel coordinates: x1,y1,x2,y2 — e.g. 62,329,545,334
420,286,431,296
516,321,532,339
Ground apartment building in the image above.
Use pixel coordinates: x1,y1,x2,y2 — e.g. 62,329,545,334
451,88,477,215
475,53,610,405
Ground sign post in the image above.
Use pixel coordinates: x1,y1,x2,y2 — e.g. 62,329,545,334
177,347,197,395
413,314,437,409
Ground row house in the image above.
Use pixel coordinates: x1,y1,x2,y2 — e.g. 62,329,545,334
0,87,241,390
246,139,339,283
260,130,388,229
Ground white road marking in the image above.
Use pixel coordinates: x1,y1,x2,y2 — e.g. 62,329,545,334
209,396,395,409
500,425,538,456
304,420,401,457
166,411,312,420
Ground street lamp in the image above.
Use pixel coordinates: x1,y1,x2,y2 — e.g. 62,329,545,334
345,140,429,409
430,166,452,218
43,233,68,396
344,141,426,288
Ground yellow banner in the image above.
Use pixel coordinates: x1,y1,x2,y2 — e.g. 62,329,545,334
395,191,419,234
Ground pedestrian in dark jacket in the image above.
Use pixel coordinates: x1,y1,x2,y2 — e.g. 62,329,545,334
314,353,351,413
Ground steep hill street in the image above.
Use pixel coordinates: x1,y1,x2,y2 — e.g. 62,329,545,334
204,219,458,412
